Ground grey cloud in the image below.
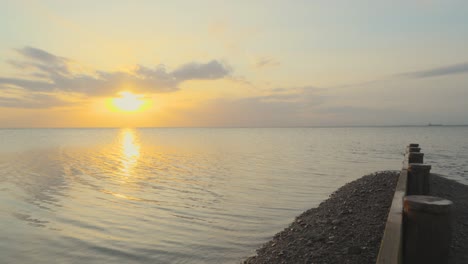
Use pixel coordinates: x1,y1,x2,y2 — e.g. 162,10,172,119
172,86,328,127
172,60,231,80
313,105,425,126
270,88,288,92
256,93,301,102
401,62,468,78
0,78,54,91
254,57,280,69
18,46,66,64
181,97,304,127
14,46,70,76
0,93,71,109
0,47,232,108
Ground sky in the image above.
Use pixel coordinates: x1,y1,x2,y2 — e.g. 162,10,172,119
0,0,467,127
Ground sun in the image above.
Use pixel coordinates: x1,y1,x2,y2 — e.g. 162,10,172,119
109,91,148,112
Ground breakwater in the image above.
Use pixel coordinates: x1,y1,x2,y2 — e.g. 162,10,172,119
244,171,399,264
245,144,468,264
377,144,467,264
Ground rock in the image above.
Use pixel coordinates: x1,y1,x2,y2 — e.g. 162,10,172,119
347,246,362,255
332,219,341,225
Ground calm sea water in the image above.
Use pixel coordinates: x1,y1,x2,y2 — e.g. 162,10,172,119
0,127,467,263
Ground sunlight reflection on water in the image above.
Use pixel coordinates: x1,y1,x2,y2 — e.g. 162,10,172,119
120,129,140,176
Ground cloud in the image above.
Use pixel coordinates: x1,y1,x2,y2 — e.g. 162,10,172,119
253,56,280,69
172,60,231,80
167,86,330,127
0,46,232,108
400,62,468,78
0,93,71,109
0,78,54,91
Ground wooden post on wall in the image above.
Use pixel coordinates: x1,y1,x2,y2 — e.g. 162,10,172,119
403,195,453,264
407,164,431,195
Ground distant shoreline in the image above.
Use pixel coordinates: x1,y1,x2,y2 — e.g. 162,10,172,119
0,125,467,129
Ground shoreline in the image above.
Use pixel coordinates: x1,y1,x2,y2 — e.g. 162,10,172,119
244,171,468,264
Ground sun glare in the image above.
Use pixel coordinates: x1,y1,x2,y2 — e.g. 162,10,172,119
110,91,148,112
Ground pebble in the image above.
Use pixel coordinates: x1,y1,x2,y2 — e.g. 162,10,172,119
331,219,341,225
347,246,362,255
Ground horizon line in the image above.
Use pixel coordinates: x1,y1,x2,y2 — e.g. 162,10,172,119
0,124,467,129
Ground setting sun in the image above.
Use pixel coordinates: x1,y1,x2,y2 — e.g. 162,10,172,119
108,91,149,112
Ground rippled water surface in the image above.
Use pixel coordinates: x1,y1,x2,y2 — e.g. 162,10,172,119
0,127,467,263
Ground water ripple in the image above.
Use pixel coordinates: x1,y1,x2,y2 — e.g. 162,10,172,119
0,127,467,263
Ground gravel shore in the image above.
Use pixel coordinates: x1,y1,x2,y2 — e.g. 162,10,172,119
244,171,399,264
244,172,468,264
431,175,468,264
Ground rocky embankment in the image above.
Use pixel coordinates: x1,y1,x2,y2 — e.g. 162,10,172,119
244,171,399,264
244,171,468,264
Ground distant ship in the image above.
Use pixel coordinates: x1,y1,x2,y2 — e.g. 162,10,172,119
428,123,443,126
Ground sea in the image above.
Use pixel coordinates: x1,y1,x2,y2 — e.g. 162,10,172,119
0,127,467,263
